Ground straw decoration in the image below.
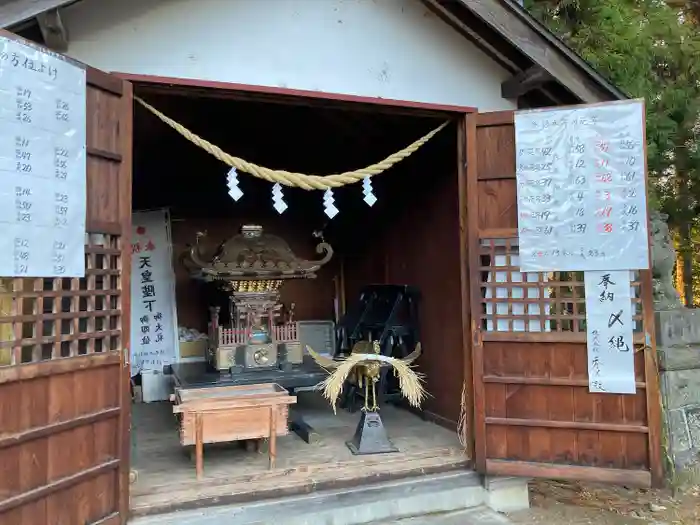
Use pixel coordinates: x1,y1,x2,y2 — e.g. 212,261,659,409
310,350,427,414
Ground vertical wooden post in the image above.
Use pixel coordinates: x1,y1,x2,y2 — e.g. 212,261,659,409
268,405,278,469
195,412,204,480
457,115,475,463
639,101,663,487
465,113,487,472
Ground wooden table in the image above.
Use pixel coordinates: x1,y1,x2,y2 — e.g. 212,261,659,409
168,360,328,443
172,383,297,480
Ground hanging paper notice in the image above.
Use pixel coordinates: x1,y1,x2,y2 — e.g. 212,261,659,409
0,36,87,277
130,210,179,375
514,99,649,272
584,270,636,394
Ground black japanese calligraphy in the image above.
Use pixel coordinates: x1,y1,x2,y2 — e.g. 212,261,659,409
608,309,624,328
599,273,615,289
608,335,630,352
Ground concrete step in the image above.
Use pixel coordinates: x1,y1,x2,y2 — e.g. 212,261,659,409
370,506,513,524
131,470,487,525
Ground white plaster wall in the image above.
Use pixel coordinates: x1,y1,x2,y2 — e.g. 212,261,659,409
62,0,516,111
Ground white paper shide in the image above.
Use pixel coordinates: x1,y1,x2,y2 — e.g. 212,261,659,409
0,36,87,277
514,100,649,272
130,210,178,375
584,270,636,394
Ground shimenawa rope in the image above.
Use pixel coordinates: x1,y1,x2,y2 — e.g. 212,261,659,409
135,97,450,191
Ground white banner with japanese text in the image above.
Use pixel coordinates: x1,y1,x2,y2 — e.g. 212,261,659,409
584,270,636,394
130,209,178,376
514,99,649,272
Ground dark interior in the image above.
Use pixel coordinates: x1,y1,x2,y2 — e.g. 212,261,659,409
132,85,466,423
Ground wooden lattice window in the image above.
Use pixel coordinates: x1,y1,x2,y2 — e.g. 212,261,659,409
0,234,123,366
479,238,643,334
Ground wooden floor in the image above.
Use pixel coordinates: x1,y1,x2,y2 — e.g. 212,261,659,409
130,391,466,515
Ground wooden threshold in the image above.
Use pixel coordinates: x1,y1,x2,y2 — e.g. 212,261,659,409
130,448,468,517
486,459,652,487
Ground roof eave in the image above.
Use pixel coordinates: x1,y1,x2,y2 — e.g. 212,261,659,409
441,0,627,104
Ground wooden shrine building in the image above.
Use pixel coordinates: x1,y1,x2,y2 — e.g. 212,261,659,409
0,1,661,524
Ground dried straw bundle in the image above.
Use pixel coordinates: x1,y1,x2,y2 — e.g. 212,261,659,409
316,352,427,414
457,380,469,452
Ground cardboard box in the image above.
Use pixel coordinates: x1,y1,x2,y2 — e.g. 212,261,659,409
179,339,208,359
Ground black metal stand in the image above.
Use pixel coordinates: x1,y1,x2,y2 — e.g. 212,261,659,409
346,410,398,455
335,285,421,409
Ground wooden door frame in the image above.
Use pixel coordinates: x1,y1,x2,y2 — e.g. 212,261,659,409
119,71,481,466
114,78,134,521
111,72,479,117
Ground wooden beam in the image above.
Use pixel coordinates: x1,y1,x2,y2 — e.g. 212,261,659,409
36,8,67,51
0,0,79,29
453,0,622,103
501,65,553,99
421,0,565,106
421,0,518,74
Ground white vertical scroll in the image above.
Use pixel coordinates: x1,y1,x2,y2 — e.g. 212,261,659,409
0,36,87,277
130,210,179,375
584,270,636,394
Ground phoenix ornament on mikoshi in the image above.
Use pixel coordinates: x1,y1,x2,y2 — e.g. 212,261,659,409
306,341,426,413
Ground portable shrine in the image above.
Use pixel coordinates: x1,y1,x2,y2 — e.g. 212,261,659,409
180,224,334,373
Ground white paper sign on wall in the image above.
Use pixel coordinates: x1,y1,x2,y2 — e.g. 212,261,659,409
130,209,179,376
584,270,637,394
0,36,87,277
514,99,649,272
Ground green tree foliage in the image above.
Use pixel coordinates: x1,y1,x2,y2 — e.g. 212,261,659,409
525,0,700,303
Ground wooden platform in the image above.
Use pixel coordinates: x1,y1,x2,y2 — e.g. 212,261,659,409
130,392,467,516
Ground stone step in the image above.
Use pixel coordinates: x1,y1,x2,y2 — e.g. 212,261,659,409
130,470,489,525
370,506,513,524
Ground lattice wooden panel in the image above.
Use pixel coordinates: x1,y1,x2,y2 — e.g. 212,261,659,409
479,238,642,333
0,234,123,366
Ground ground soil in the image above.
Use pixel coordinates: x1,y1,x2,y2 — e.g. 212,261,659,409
508,480,699,525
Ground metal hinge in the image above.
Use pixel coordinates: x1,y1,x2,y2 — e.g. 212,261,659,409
123,347,130,368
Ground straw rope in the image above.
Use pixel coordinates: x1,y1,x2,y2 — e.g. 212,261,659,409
134,97,450,191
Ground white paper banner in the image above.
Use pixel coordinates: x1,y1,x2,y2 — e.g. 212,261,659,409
584,270,636,394
130,210,178,375
0,36,87,277
514,100,649,272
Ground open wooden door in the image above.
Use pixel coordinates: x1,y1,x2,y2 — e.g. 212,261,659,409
465,111,664,487
0,34,133,525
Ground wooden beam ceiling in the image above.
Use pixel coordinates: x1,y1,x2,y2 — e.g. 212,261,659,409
36,8,67,51
501,65,553,99
0,0,80,29
458,0,624,103
421,0,565,106
421,0,518,74
425,0,624,104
